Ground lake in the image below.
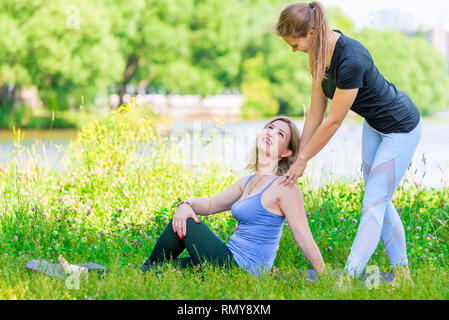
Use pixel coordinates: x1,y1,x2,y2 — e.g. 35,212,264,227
1,118,448,188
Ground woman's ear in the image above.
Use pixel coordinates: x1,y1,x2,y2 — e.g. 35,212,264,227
280,149,293,159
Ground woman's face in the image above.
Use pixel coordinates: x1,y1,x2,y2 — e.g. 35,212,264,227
257,120,292,160
282,29,314,53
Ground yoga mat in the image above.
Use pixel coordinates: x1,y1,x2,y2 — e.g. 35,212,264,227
25,259,108,279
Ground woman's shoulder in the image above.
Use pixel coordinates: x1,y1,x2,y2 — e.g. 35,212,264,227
272,180,303,202
234,174,255,191
338,34,373,63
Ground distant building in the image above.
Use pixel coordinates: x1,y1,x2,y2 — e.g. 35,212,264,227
368,8,449,72
426,27,449,57
20,86,43,108
447,28,449,56
446,28,449,72
109,94,243,120
368,9,418,34
425,26,449,72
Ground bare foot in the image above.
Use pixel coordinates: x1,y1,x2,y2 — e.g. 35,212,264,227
58,254,70,273
58,254,87,276
391,265,414,288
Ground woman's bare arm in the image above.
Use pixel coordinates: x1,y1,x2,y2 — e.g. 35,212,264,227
277,185,326,274
299,83,328,156
298,88,358,163
185,175,250,216
172,175,250,237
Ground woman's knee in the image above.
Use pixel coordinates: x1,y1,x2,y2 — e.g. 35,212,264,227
186,218,202,228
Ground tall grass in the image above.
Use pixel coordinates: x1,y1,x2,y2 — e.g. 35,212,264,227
0,102,447,299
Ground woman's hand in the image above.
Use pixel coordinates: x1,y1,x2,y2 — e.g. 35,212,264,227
279,156,308,187
172,204,201,239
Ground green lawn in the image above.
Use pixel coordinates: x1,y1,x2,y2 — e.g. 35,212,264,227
0,103,447,300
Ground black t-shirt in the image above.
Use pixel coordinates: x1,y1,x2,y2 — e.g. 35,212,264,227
321,30,421,134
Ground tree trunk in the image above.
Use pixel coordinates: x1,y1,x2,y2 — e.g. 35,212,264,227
0,84,7,109
117,55,139,107
0,84,20,115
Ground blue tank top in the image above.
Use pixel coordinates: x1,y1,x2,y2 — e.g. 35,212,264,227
226,174,285,276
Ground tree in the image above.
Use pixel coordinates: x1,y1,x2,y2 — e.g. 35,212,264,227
239,3,356,117
0,0,124,113
104,0,191,103
241,53,279,118
355,29,449,115
0,1,35,114
106,0,248,101
326,7,355,37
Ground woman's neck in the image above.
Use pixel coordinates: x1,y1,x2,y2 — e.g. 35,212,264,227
307,30,340,63
256,154,279,176
328,30,341,65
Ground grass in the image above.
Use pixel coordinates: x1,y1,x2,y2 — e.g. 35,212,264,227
0,102,448,300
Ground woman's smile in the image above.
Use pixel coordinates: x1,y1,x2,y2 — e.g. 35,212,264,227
264,136,272,145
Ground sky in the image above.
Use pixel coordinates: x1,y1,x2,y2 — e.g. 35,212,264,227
319,0,449,30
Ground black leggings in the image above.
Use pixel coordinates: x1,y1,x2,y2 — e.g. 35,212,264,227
138,218,237,272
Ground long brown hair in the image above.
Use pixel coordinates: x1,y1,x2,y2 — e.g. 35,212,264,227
274,2,332,84
246,116,301,176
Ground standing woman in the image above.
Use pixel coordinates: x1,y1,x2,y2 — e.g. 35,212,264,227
274,2,422,284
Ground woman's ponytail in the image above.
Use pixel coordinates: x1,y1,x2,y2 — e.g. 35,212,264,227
274,2,332,84
308,1,331,84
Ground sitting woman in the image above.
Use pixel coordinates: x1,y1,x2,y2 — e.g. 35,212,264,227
138,116,326,277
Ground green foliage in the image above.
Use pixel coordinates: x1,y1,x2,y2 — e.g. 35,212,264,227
326,7,356,37
241,53,279,118
0,0,124,111
187,0,247,88
157,61,222,95
355,29,449,116
1,0,448,124
105,0,247,96
240,3,356,117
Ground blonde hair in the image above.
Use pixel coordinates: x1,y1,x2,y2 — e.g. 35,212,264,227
246,116,301,176
274,1,332,84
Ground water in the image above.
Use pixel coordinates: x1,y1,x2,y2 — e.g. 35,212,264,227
169,118,449,188
0,129,77,171
1,119,448,188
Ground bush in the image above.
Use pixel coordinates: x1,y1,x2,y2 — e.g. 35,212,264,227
355,29,449,116
240,53,279,119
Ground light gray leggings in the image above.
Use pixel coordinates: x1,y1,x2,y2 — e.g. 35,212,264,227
344,119,422,278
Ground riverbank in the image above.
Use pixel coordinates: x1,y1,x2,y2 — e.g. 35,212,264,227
0,104,173,133
1,115,448,188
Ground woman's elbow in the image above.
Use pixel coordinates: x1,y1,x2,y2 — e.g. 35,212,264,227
292,229,310,248
326,118,343,132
